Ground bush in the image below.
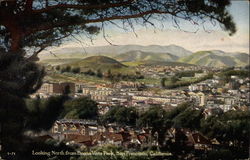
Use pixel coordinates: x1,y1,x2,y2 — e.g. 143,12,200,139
62,97,98,119
96,69,103,78
84,69,96,76
206,149,233,160
65,66,71,72
71,67,80,73
55,65,60,71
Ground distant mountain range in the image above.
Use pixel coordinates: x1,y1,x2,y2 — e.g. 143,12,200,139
114,50,179,62
39,44,192,59
39,44,249,68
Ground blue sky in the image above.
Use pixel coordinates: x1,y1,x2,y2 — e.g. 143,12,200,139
229,0,249,32
56,1,249,53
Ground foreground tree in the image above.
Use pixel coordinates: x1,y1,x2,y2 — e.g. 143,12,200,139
138,106,170,146
1,0,236,59
200,110,250,159
25,95,68,131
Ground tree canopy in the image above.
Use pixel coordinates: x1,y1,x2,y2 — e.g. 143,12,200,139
101,106,138,126
62,97,98,119
0,0,236,60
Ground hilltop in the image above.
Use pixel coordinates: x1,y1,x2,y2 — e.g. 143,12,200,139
59,56,131,73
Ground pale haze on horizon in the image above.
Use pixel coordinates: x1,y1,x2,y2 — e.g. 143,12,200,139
45,1,249,54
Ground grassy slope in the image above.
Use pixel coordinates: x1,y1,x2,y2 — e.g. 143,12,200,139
58,56,136,74
179,51,248,67
45,72,109,84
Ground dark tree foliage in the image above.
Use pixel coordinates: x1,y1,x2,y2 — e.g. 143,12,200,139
65,65,71,72
219,69,249,83
0,94,72,160
161,77,166,88
172,107,203,129
165,102,190,119
138,106,171,145
206,149,233,160
84,69,96,76
106,69,113,79
62,97,98,119
0,50,44,97
200,111,250,148
101,106,138,126
63,84,71,95
25,95,68,131
0,51,45,158
0,0,236,60
55,65,60,71
170,76,180,84
13,139,76,160
165,73,213,89
96,69,103,78
199,110,250,159
138,102,192,146
71,67,81,73
0,93,28,153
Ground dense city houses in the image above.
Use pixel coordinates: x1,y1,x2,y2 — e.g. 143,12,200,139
32,65,249,114
30,66,249,151
30,119,216,151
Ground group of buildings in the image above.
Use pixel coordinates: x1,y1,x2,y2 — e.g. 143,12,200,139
136,64,218,79
30,67,250,152
33,73,249,116
187,76,249,115
33,119,217,152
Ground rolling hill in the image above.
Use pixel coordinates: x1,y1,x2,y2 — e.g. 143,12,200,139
59,56,132,73
114,50,179,62
178,51,249,67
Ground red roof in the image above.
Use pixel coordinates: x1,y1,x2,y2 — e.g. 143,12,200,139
108,133,123,142
188,133,211,145
74,135,92,143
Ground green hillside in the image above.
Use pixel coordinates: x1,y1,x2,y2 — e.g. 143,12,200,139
39,52,117,60
233,53,249,63
59,56,134,73
114,50,178,62
39,50,248,68
179,51,249,67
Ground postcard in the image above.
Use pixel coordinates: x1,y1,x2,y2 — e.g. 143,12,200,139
0,0,249,160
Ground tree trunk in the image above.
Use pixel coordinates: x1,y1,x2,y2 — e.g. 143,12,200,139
10,29,22,53
2,14,23,53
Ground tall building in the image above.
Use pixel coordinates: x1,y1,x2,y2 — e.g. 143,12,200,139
37,82,75,94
